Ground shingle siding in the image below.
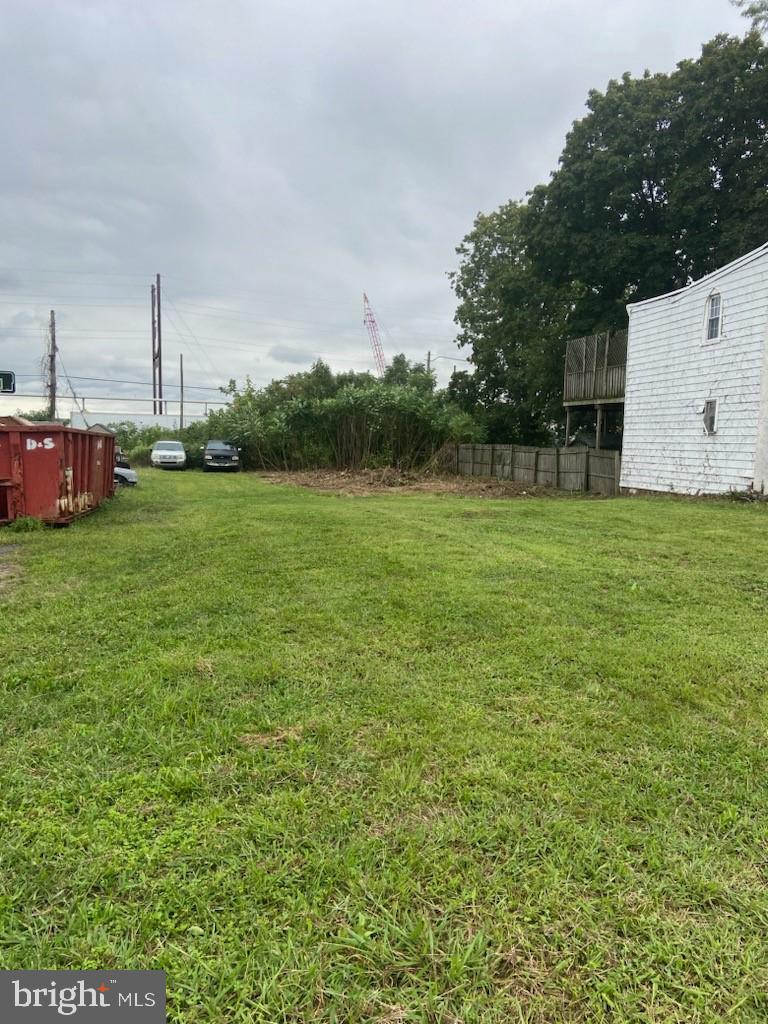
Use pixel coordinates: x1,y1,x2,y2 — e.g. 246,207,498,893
620,244,768,495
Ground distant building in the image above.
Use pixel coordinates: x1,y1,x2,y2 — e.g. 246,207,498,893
620,241,768,495
68,411,206,431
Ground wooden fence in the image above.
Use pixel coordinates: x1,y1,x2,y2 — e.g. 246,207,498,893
455,444,621,496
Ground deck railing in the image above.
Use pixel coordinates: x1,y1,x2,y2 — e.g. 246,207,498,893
564,329,627,403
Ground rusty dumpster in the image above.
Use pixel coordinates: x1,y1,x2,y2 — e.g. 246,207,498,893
0,417,116,525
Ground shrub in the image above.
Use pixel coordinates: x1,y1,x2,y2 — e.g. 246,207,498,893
106,355,484,473
7,516,44,533
127,444,153,467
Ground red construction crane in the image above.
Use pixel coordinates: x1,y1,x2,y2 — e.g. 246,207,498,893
363,293,387,377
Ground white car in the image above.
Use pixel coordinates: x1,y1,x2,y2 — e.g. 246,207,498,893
150,440,187,470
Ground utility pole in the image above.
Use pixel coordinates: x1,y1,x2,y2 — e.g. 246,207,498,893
179,353,184,429
151,273,163,415
426,351,431,373
47,309,57,420
151,283,157,414
156,273,163,414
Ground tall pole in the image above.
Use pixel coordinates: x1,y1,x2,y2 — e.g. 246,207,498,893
151,283,157,414
426,350,431,373
179,353,184,429
48,310,57,420
156,273,163,415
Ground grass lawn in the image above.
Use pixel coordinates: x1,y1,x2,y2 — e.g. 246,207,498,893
1,471,768,1022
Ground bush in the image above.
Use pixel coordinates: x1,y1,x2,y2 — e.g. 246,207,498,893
211,359,485,471
7,516,44,533
105,355,484,474
127,444,153,467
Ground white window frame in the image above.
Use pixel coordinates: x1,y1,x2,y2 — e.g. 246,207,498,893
703,398,718,435
704,292,723,343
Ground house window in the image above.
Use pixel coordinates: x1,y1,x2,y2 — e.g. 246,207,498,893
706,293,722,340
703,399,718,435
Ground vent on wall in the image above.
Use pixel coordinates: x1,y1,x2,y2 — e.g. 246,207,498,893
703,399,718,434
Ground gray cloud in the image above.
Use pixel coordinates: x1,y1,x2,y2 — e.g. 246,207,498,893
0,0,746,417
268,344,320,365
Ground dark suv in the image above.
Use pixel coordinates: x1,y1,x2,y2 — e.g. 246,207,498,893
202,440,241,472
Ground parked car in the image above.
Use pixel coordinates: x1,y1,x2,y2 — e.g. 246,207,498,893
150,440,187,470
202,440,241,472
113,446,137,485
114,466,138,487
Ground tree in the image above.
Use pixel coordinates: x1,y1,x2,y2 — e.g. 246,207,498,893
451,29,768,445
732,0,768,33
383,353,435,392
526,32,768,332
449,202,575,443
14,407,67,423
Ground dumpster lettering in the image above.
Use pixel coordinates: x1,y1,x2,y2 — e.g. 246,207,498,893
25,437,55,451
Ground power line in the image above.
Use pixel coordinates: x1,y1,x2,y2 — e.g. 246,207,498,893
57,350,91,426
13,373,224,392
72,374,224,392
0,298,144,308
9,392,228,406
163,291,219,376
0,267,148,278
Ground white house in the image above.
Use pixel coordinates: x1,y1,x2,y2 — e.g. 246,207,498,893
620,241,768,495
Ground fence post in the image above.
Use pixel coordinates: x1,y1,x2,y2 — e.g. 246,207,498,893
614,450,621,495
455,444,460,475
554,446,559,489
490,443,496,479
470,445,475,477
533,448,539,485
583,448,590,492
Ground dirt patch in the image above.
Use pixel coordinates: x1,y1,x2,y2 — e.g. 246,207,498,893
0,543,20,592
238,727,304,748
195,657,215,678
257,469,577,499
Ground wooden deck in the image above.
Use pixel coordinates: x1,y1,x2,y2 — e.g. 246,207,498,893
564,330,627,405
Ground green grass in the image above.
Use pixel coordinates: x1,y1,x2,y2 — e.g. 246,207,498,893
2,471,768,1023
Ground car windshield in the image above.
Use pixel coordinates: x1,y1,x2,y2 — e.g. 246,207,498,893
153,441,184,451
206,441,234,450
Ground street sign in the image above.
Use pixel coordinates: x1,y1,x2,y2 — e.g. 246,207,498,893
0,371,15,394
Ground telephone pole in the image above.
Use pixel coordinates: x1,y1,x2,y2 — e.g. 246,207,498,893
151,283,157,414
179,353,184,429
47,309,57,420
426,351,431,373
156,273,163,414
151,273,164,415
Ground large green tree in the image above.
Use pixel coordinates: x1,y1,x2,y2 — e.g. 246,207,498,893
449,203,575,442
525,31,768,332
452,28,768,441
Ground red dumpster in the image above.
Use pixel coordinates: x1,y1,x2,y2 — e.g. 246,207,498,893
0,417,116,525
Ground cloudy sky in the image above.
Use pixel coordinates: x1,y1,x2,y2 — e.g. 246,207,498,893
0,0,746,418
